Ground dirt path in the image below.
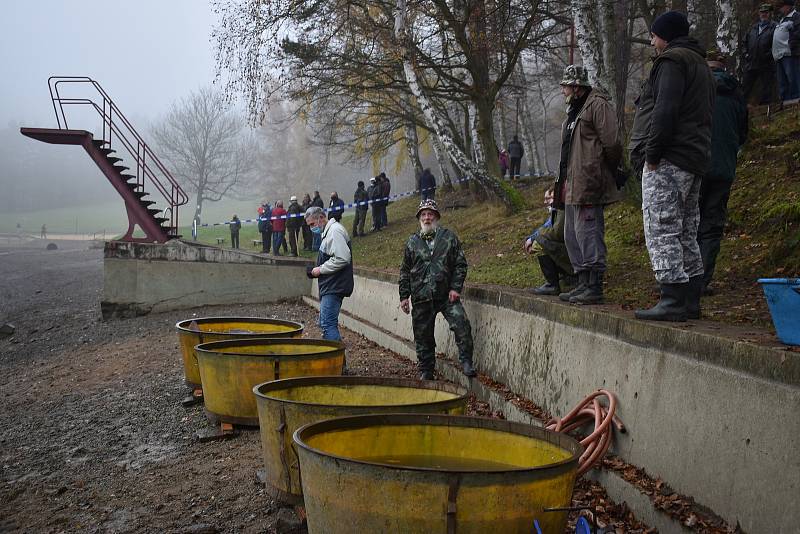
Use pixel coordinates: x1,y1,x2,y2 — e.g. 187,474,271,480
0,243,650,533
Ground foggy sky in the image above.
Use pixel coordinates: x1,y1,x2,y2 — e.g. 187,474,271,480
1,1,218,128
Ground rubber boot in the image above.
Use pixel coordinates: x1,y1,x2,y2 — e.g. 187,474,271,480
634,283,688,322
461,360,477,378
686,275,703,319
570,270,604,304
560,270,588,302
530,255,561,295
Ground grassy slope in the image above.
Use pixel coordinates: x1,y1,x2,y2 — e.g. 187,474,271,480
188,108,799,329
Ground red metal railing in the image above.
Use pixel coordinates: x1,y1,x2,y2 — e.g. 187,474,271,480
48,76,188,234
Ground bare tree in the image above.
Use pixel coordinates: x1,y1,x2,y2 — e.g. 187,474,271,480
151,87,255,224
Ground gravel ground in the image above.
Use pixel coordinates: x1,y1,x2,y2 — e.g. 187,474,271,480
0,241,650,533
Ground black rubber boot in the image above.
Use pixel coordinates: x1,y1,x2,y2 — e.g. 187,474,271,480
570,270,604,304
560,270,588,302
634,283,688,322
419,369,435,380
531,256,561,295
686,275,703,319
461,360,477,377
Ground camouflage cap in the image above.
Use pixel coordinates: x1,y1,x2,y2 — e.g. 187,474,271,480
559,65,591,87
758,2,773,10
416,199,441,219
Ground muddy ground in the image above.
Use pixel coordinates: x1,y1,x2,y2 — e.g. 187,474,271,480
0,241,650,533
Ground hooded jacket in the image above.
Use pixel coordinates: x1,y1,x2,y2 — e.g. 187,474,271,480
645,36,715,177
560,90,623,206
708,69,748,181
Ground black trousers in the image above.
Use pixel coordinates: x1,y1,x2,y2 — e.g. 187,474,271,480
260,230,272,253
697,174,733,288
302,224,312,250
509,157,522,179
742,66,776,105
230,232,239,249
287,226,300,255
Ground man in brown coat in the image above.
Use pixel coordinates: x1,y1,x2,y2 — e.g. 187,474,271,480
555,65,623,304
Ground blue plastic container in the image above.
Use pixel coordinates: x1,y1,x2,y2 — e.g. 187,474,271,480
758,278,800,345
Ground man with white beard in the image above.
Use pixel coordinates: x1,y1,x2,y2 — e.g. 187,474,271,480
399,199,477,380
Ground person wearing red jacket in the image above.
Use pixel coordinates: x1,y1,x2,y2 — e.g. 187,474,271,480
270,200,287,256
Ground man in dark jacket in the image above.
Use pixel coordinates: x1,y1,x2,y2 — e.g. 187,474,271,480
698,52,749,295
229,214,241,249
399,199,476,380
328,191,345,222
634,11,715,322
352,181,369,237
554,65,623,305
257,203,272,254
773,0,800,103
507,135,524,180
379,172,391,226
419,168,436,200
310,191,324,251
286,195,303,256
306,206,354,341
301,193,312,251
742,4,777,105
368,177,383,231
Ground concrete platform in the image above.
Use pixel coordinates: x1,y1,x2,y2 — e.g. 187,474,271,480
101,240,313,318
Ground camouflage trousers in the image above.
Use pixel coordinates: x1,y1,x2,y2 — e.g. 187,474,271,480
642,160,704,284
411,299,474,373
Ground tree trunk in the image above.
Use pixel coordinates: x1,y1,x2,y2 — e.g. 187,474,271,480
403,119,424,188
572,0,614,96
193,190,204,225
431,133,453,188
521,99,542,176
613,0,633,136
715,0,739,70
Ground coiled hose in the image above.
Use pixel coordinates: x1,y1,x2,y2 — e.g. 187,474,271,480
545,389,625,477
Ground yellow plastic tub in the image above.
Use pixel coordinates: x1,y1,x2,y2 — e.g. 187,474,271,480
254,376,468,504
195,339,344,425
175,317,303,388
294,414,581,534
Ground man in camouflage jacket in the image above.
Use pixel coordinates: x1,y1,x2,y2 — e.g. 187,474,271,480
399,199,477,380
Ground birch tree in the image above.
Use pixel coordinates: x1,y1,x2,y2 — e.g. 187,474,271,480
715,0,738,68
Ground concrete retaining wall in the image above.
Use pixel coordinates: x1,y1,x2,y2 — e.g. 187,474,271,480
318,268,800,533
102,240,312,318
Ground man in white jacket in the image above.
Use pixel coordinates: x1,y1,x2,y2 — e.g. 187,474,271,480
305,206,354,341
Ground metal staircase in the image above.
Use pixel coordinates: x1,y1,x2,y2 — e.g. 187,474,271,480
20,77,188,242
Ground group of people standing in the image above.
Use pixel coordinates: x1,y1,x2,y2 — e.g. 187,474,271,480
741,1,800,106
526,9,748,323
246,191,326,256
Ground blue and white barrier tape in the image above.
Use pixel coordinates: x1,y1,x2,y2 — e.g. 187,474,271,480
192,172,548,237
196,177,472,228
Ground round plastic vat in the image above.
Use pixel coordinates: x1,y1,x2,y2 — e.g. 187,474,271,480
253,376,468,504
175,317,303,388
195,338,344,425
294,414,581,534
